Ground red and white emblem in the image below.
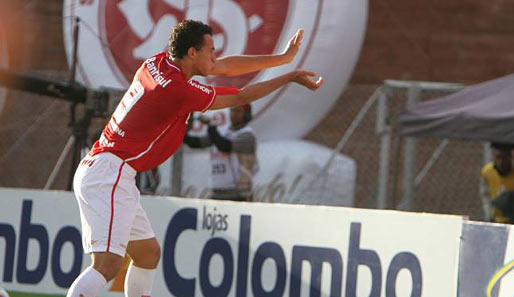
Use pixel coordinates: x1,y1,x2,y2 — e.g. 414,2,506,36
63,0,368,140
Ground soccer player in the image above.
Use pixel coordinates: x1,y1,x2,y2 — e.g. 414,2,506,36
67,19,322,297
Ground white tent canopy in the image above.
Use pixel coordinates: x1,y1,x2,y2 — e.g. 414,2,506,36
400,74,514,144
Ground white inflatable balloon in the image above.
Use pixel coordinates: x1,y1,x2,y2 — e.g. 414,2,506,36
156,139,356,207
63,0,368,140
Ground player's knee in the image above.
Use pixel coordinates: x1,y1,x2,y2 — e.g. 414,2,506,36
92,254,124,281
97,262,123,281
132,241,161,268
146,241,161,267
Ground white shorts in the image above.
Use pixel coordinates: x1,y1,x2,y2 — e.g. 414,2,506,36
73,152,155,257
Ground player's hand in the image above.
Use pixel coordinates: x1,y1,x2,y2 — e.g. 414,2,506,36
291,70,323,90
199,116,211,125
198,115,212,125
282,29,303,63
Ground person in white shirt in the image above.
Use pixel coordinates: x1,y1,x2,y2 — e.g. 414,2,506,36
184,104,258,201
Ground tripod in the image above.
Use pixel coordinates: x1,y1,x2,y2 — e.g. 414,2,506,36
44,101,96,190
0,17,114,190
42,17,109,190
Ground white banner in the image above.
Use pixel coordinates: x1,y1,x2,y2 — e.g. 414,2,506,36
0,188,462,297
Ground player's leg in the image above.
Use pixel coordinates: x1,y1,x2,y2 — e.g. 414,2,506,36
124,238,161,297
91,252,125,279
124,204,160,297
68,153,139,297
127,237,161,268
66,252,124,297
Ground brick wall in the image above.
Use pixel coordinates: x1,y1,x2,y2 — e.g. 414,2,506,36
5,0,514,83
353,0,514,84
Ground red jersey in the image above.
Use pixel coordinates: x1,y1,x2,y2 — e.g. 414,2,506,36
90,52,238,172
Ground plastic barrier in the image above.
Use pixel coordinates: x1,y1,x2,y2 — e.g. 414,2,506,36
458,222,514,297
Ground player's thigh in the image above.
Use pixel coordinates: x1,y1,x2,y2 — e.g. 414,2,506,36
129,202,156,242
74,154,139,257
127,205,160,268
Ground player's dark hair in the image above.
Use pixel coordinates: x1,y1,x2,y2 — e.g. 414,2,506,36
169,20,213,59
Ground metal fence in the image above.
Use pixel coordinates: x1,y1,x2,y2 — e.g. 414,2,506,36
304,81,487,220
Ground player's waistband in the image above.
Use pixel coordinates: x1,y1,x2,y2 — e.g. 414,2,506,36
83,152,137,177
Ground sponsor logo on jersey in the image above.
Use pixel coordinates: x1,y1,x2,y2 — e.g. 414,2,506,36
109,120,126,137
99,134,115,148
188,80,212,95
145,56,171,88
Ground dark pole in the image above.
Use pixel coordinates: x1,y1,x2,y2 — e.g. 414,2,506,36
70,17,80,83
67,17,83,190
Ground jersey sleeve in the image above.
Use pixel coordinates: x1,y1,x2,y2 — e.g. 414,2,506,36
165,79,241,114
214,86,240,96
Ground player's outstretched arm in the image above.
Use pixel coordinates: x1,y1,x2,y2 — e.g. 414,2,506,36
209,69,323,110
210,29,304,77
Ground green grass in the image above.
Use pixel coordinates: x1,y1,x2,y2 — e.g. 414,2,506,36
8,292,63,297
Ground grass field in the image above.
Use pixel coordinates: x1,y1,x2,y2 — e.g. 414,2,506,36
8,292,63,297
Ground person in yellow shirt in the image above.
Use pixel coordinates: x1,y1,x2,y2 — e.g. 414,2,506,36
481,142,514,223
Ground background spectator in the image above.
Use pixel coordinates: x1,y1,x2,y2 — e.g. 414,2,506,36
480,142,514,223
184,104,258,201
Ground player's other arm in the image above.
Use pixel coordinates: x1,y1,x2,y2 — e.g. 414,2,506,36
207,126,232,152
183,134,211,148
209,69,323,110
211,29,303,77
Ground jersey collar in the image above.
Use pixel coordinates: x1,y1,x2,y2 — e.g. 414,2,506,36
166,57,189,81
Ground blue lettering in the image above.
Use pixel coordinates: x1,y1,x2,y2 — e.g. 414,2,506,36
199,238,233,297
346,222,382,297
0,222,15,282
162,209,424,297
51,226,83,288
252,242,286,297
16,200,49,284
202,206,230,236
236,216,250,297
163,208,197,297
386,252,422,297
290,246,342,297
1,200,85,287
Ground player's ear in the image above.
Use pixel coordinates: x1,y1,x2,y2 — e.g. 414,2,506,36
187,46,196,58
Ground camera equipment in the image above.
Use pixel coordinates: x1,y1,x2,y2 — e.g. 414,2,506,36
0,18,122,190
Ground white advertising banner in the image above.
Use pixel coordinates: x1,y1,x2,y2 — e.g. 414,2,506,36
62,0,368,140
0,187,462,297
